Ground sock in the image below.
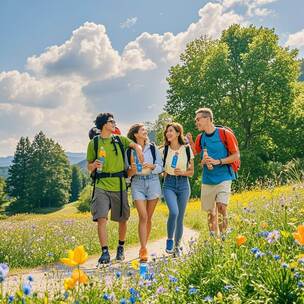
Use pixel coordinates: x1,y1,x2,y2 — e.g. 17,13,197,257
119,240,125,246
102,246,108,251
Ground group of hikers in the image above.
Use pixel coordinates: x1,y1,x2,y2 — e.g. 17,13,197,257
86,107,240,265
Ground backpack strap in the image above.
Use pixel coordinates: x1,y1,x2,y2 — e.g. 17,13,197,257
112,135,125,164
126,148,132,166
185,145,191,165
150,143,156,164
163,145,169,168
93,135,99,160
199,133,206,159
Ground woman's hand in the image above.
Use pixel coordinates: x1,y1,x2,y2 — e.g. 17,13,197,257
143,163,156,170
174,168,184,176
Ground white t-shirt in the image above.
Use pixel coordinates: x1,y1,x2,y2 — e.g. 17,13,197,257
161,145,194,176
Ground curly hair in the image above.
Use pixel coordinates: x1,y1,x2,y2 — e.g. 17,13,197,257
94,113,114,131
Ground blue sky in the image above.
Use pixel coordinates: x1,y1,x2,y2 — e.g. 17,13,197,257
0,0,303,156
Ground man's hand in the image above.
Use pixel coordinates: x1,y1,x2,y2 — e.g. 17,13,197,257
90,159,103,171
206,156,221,166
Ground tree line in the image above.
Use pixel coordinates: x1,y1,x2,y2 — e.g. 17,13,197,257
3,132,87,213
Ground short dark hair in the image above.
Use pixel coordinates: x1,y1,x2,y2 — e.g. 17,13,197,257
94,113,114,131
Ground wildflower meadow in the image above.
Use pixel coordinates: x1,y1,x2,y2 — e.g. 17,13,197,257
0,182,304,303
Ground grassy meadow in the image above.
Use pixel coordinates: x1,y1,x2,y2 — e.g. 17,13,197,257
0,183,304,303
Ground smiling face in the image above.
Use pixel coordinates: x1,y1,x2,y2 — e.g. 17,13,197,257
195,112,211,131
103,117,116,133
165,125,180,143
134,126,148,142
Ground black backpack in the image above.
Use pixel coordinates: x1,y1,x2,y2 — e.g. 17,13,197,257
163,144,191,168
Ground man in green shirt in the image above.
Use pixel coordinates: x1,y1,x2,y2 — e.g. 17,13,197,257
87,112,143,265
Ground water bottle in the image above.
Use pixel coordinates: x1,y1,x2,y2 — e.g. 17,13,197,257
133,150,142,173
203,146,213,170
139,262,148,277
171,152,179,169
97,146,106,173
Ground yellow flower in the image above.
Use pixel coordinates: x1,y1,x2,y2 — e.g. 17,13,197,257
289,261,298,269
71,269,89,284
260,222,268,229
64,278,76,290
281,230,290,238
60,245,88,267
293,225,304,245
130,260,139,270
236,235,247,246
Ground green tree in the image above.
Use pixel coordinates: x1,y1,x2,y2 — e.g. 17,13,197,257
27,132,71,209
0,177,6,206
70,165,83,202
7,137,32,207
152,112,174,145
166,24,300,183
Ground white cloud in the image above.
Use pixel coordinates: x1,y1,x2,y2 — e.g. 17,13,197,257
286,29,304,56
120,17,138,29
0,1,248,156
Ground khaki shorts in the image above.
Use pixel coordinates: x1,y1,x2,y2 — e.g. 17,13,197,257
201,180,232,212
91,188,130,222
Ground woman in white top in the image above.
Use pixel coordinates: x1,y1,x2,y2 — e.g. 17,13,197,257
161,122,194,256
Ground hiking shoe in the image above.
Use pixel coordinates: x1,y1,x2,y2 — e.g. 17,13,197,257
116,245,125,261
139,248,148,262
165,239,174,254
173,246,183,258
98,249,110,265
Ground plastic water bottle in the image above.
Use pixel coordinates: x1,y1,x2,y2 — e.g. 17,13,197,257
203,146,213,170
171,152,179,169
133,150,142,173
97,146,106,173
139,262,148,277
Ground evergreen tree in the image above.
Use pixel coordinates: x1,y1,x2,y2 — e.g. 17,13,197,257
0,177,6,206
7,137,32,207
70,165,83,202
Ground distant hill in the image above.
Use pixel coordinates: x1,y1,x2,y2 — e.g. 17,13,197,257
0,152,86,167
0,167,9,179
76,159,88,173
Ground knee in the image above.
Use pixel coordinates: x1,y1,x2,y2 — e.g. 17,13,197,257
169,209,179,219
97,217,107,225
139,214,148,224
217,203,227,215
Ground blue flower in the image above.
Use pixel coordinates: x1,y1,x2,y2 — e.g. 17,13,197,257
298,281,304,288
281,263,288,269
273,255,280,261
129,296,136,304
255,251,265,259
257,231,269,238
115,271,122,279
0,263,9,282
175,286,181,292
250,248,259,254
120,298,127,304
204,296,213,302
64,291,69,299
169,275,178,283
22,283,31,296
8,295,14,303
224,285,233,291
294,272,301,279
27,275,33,282
103,293,111,301
188,287,198,295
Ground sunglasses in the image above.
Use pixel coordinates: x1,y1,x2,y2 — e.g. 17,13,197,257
107,119,116,124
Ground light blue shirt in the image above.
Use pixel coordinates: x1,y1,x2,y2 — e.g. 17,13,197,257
127,143,163,175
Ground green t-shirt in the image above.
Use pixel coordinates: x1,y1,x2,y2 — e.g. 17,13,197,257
87,135,132,191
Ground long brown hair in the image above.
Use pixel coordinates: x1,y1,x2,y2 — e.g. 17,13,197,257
127,123,145,143
163,122,186,146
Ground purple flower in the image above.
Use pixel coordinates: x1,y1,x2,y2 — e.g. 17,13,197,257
156,286,166,294
169,275,178,283
0,263,9,282
204,296,213,302
266,230,280,243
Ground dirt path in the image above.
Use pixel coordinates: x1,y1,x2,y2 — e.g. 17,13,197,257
3,227,199,294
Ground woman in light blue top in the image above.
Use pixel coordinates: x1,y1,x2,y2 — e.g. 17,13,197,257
127,123,163,262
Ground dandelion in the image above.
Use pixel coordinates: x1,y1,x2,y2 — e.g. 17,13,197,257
130,260,139,270
293,225,304,245
266,230,280,243
236,235,247,246
64,278,76,290
60,245,88,267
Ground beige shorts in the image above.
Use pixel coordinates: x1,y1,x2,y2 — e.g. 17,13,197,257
91,188,130,222
201,180,232,212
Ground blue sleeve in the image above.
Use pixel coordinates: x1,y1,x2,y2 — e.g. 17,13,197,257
152,146,163,174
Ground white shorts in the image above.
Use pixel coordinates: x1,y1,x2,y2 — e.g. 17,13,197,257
201,180,232,212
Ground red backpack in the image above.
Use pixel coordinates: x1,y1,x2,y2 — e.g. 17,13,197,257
200,126,240,174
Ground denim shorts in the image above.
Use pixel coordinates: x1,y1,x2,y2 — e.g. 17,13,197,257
131,174,162,201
